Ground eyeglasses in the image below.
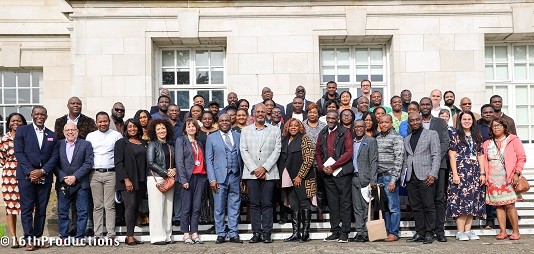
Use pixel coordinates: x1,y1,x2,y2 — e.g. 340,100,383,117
461,103,472,106
64,129,78,132
114,108,125,112
272,111,281,115
492,124,504,129
296,89,305,92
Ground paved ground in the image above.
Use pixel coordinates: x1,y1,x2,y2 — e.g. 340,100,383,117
0,235,532,254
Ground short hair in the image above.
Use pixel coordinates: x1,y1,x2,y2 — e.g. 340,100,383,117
237,99,250,108
390,95,401,104
282,118,306,137
32,105,47,114
401,89,411,94
326,110,339,118
306,102,320,113
378,114,393,122
168,103,179,109
293,96,304,102
326,81,337,86
409,101,420,108
439,109,450,117
147,118,174,142
371,90,382,96
420,97,432,104
373,106,386,114
480,104,495,112
226,105,238,113
262,98,275,106
190,104,204,113
443,91,455,97
122,118,143,139
356,96,369,104
324,100,340,110
202,111,214,120
182,117,201,138
490,95,502,102
95,111,109,119
340,108,355,124
193,94,205,101
236,108,248,116
157,95,170,103
6,113,27,132
360,79,371,86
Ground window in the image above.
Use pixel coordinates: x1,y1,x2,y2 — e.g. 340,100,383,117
0,70,42,135
160,48,225,110
320,46,389,99
485,44,534,143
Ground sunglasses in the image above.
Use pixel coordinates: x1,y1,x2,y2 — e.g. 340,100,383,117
114,108,125,112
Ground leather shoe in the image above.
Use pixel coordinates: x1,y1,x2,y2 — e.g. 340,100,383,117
25,243,37,251
423,235,433,244
263,233,273,243
436,233,447,242
229,236,243,243
249,233,262,243
215,236,226,244
406,233,425,242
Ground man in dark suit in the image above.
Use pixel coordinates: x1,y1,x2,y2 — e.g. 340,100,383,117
350,119,378,242
54,97,97,140
315,110,354,243
283,97,308,123
419,97,450,242
404,112,441,244
56,123,94,242
206,114,243,244
285,86,312,117
14,106,59,251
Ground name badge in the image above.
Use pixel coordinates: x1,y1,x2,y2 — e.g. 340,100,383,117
195,160,201,166
47,138,54,141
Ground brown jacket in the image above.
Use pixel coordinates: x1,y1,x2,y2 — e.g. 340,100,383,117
54,114,97,140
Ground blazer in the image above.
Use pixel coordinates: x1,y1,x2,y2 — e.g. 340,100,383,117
14,124,59,183
278,133,316,198
408,116,449,169
403,128,441,182
54,114,97,140
353,135,379,188
175,136,204,184
285,99,313,117
483,134,526,184
147,140,174,178
115,138,148,191
240,123,281,180
55,139,94,190
205,130,243,184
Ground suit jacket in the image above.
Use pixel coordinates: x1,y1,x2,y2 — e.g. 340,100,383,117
403,129,441,182
56,139,94,190
240,123,281,180
283,111,308,124
14,124,59,183
408,116,449,169
205,130,243,184
353,135,378,187
115,138,148,191
285,99,313,117
175,136,204,184
54,114,97,140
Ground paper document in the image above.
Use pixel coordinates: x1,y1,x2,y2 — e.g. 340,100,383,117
324,157,342,177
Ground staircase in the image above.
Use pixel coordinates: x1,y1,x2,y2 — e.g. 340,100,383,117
115,168,534,242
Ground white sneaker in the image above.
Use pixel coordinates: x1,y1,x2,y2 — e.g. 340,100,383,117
456,232,469,241
466,231,480,240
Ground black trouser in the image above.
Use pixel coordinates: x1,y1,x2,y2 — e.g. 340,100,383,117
121,182,147,236
287,187,311,210
247,179,275,234
407,172,436,236
433,168,447,235
314,164,327,213
323,174,352,235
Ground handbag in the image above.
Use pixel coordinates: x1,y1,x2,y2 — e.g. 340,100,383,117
366,185,388,242
151,144,175,193
494,139,530,193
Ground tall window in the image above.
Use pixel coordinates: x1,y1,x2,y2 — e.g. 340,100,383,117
320,46,388,100
0,70,42,135
485,44,534,143
160,48,225,110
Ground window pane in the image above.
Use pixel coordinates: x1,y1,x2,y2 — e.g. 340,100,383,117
370,66,384,82
530,64,534,80
337,66,350,82
195,50,209,66
5,106,16,116
162,50,174,67
516,86,528,105
31,72,42,87
211,51,224,66
18,89,30,104
177,69,190,85
495,64,508,80
356,65,368,82
517,126,528,141
516,106,529,125
211,67,224,84
4,72,15,87
355,49,368,64
531,85,534,103
18,72,30,87
514,46,527,62
20,106,31,120
4,89,15,104
485,87,493,101
495,86,508,102
322,67,335,82
211,90,224,106
176,50,189,67
198,91,209,107
485,46,493,63
162,69,175,85
530,45,534,62
322,49,335,66
337,48,350,65
495,46,507,62
196,68,209,84
514,64,527,80
176,91,189,110
485,65,494,80
370,48,383,65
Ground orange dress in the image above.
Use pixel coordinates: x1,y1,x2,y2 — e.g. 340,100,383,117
0,132,20,214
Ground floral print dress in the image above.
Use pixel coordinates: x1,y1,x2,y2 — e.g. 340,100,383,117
485,137,517,206
0,132,21,214
446,133,485,219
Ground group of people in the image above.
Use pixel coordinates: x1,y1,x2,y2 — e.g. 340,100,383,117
0,79,527,250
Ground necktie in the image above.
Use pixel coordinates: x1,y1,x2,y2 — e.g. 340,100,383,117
224,133,233,150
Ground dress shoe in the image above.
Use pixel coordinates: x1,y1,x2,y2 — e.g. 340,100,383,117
436,233,447,242
324,233,340,242
215,236,226,244
86,228,95,237
25,243,37,251
229,236,243,243
263,233,273,243
249,233,262,243
152,241,166,245
423,235,433,244
172,220,180,226
205,225,216,234
350,234,363,242
406,233,425,242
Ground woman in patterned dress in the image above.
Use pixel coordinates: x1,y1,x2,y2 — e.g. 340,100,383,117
0,113,27,248
483,118,527,240
446,111,486,241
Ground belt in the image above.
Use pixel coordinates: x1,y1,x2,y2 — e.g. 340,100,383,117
94,168,115,173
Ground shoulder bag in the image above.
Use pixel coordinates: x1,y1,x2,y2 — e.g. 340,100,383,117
151,144,175,193
366,185,388,242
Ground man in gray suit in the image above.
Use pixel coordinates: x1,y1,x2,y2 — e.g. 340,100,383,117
350,119,378,242
403,113,441,244
240,103,281,244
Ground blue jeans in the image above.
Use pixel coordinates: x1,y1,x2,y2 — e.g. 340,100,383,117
378,175,400,237
58,188,89,238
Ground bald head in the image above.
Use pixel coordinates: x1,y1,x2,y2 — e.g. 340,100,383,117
459,97,472,111
63,122,79,142
67,97,82,116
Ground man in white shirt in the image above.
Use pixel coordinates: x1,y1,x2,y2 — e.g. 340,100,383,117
284,97,307,123
86,111,122,240
430,89,451,119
